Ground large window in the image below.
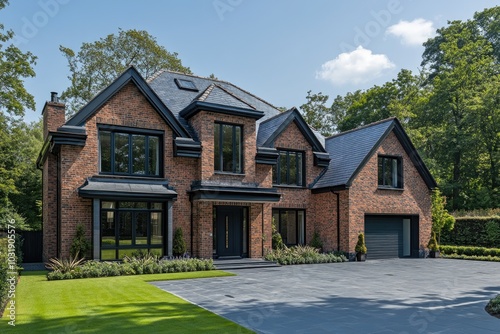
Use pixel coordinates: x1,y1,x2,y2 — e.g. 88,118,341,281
100,201,164,260
272,150,304,186
214,123,243,173
272,209,305,246
99,129,160,176
378,156,403,189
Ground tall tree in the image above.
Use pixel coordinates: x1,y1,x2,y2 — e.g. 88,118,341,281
0,0,36,118
421,18,498,209
0,0,37,230
300,91,333,136
60,29,191,115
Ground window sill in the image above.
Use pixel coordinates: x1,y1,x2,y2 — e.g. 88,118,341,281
377,186,404,191
273,184,307,189
214,171,245,176
97,174,164,180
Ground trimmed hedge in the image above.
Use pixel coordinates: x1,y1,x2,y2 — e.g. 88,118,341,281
442,254,500,262
440,217,500,247
47,258,216,281
440,245,500,257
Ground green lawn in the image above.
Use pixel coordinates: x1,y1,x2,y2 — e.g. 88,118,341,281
1,271,253,333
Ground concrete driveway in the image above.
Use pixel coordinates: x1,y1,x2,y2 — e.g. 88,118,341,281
152,259,500,333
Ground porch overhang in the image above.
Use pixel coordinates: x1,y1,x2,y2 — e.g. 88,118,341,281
78,177,177,201
189,184,281,202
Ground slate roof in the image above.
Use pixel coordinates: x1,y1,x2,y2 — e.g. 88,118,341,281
313,119,395,189
256,109,294,147
148,71,280,124
313,118,437,190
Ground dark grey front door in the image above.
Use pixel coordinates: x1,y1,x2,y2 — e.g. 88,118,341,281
216,207,243,257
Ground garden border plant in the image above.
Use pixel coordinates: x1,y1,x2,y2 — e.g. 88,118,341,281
486,294,500,319
45,254,216,281
265,245,347,265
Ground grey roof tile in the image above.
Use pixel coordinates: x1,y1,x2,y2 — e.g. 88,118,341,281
256,109,293,147
313,119,394,189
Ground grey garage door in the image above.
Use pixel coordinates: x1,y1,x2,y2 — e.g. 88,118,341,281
365,216,405,259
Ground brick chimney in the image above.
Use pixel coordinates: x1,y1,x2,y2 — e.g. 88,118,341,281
42,92,66,138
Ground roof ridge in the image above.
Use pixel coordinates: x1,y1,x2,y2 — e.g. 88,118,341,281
259,108,294,125
326,117,396,140
159,70,282,112
194,83,216,102
147,69,167,83
213,84,256,110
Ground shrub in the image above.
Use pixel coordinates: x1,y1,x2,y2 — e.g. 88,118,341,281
309,231,323,251
440,217,500,247
427,231,439,251
265,245,347,265
46,257,216,280
486,295,500,317
271,219,284,250
442,254,500,262
45,256,86,273
70,224,91,259
355,233,367,254
440,245,500,257
172,228,186,257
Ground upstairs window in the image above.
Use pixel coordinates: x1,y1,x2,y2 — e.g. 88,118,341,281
214,123,243,174
378,156,403,189
99,129,161,176
273,150,304,186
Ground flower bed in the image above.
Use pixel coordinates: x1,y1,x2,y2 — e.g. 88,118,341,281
265,245,347,265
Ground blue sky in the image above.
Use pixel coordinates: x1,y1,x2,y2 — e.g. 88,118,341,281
1,0,497,123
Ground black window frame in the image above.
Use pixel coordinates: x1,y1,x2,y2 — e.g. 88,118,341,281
272,149,305,187
98,125,163,177
378,155,403,189
214,122,244,174
100,201,165,260
272,208,306,247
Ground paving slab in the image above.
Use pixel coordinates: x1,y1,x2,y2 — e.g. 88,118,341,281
151,259,500,333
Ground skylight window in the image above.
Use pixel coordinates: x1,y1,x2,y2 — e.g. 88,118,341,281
174,78,198,91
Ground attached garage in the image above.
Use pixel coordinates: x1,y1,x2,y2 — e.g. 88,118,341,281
364,215,419,259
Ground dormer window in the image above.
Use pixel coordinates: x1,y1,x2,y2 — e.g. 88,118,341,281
174,78,198,91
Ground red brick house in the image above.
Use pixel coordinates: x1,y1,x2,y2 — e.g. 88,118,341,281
37,66,436,261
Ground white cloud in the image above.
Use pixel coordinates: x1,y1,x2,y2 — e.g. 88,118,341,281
386,18,435,46
316,46,395,85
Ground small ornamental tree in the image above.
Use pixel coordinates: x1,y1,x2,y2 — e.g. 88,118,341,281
355,233,367,254
271,218,284,250
427,231,439,252
309,230,323,251
172,227,186,257
70,224,91,259
431,189,455,243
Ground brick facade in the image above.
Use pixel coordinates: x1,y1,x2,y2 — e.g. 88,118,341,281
41,74,434,261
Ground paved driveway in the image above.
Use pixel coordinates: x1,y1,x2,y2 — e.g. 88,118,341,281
152,259,500,333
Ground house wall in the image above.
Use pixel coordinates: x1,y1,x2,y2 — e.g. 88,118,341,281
310,190,350,252
42,101,66,260
271,121,325,245
347,131,432,253
47,82,199,258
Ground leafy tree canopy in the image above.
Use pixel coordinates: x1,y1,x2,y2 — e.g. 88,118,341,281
60,28,191,115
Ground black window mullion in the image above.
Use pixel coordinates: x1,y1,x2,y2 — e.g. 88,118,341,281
128,134,133,175
219,124,223,171
287,152,291,184
145,135,150,175
232,126,236,173
111,133,115,174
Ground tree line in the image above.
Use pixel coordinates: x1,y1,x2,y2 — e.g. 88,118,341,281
301,7,500,211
